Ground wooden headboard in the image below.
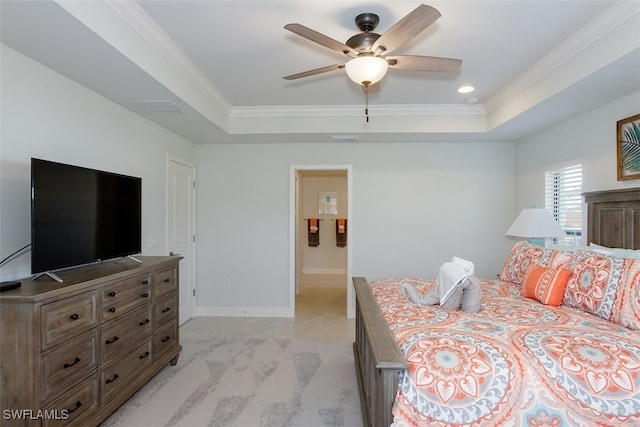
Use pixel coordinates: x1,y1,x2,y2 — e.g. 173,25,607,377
584,187,640,249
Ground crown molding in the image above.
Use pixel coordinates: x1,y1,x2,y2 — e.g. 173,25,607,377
230,103,486,118
103,0,233,115
484,1,640,114
50,0,636,139
102,0,636,127
61,0,487,128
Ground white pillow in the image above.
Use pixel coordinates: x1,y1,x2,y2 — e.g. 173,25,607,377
589,242,640,259
589,242,617,254
547,244,591,252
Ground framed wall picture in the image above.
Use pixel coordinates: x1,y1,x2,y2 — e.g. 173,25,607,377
318,192,337,215
617,113,640,181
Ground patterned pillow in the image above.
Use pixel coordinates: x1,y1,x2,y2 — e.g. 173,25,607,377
500,241,546,285
609,258,640,330
563,251,622,321
500,242,574,286
523,266,570,306
544,248,574,270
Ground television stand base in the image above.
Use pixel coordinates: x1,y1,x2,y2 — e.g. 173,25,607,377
32,271,63,282
128,255,143,263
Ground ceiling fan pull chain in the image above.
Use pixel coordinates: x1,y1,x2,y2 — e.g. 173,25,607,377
363,83,370,123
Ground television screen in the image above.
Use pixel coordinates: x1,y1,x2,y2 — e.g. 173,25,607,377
31,158,141,274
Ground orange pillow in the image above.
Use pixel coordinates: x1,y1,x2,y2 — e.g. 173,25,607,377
523,266,570,306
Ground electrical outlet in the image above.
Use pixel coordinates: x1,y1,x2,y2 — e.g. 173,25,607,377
223,278,231,288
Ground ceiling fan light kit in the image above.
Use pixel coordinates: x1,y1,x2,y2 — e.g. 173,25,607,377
345,56,389,86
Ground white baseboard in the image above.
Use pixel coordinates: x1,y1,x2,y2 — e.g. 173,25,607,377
196,305,294,318
302,268,347,275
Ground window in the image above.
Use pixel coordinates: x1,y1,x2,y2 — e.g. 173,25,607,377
545,164,582,245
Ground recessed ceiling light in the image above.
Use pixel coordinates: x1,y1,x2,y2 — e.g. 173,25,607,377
457,85,475,94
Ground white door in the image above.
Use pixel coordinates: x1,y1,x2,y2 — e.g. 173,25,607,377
167,158,196,324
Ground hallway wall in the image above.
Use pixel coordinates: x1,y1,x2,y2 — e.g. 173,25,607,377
299,174,348,275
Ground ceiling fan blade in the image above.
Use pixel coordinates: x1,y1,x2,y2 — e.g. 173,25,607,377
373,4,441,55
285,23,358,57
283,63,345,80
386,55,461,72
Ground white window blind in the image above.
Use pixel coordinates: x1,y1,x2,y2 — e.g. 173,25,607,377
545,164,582,245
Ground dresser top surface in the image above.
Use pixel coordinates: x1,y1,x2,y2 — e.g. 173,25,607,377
1,256,181,302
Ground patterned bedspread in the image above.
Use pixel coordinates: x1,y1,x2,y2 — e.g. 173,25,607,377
369,278,640,427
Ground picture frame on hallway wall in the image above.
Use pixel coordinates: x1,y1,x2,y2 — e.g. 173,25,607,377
617,113,640,181
319,192,337,215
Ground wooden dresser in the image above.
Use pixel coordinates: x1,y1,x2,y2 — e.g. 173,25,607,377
0,256,182,426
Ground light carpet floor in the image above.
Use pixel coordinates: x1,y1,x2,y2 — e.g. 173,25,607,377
101,337,362,427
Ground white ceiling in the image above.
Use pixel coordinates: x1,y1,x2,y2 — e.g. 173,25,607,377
1,0,639,144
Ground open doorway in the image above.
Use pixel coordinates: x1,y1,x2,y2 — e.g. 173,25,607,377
290,165,353,319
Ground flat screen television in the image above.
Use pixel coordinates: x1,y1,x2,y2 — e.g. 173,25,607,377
31,158,142,276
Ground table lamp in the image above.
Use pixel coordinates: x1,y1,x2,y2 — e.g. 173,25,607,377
505,208,566,246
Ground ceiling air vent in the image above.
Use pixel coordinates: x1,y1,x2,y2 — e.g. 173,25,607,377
128,100,183,113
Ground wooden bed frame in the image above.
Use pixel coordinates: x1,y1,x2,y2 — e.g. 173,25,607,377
352,187,640,426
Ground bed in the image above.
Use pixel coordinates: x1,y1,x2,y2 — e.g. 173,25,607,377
352,187,640,426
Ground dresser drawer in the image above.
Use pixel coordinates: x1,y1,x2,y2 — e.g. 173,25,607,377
41,330,98,402
154,267,177,299
43,375,99,427
153,293,177,328
101,305,152,362
41,291,98,350
153,320,178,361
101,340,152,401
102,274,152,322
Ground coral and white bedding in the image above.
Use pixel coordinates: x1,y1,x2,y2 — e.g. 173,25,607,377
369,277,640,426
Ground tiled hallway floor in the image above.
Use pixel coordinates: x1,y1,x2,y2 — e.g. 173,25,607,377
180,274,354,341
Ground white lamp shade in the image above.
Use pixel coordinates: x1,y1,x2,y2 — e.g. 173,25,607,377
345,56,389,86
505,208,566,239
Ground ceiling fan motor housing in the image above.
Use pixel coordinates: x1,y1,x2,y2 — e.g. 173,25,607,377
346,32,381,54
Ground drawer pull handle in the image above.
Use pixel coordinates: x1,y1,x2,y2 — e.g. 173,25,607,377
139,351,150,360
161,307,171,313
139,318,150,326
70,313,79,321
105,336,119,345
164,278,171,283
67,401,83,414
105,374,119,384
108,291,116,297
108,307,116,313
143,280,149,285
142,292,149,298
63,356,81,369
162,336,171,343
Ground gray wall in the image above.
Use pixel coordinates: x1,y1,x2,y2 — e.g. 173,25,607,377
0,45,196,280
194,141,515,315
514,91,640,225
